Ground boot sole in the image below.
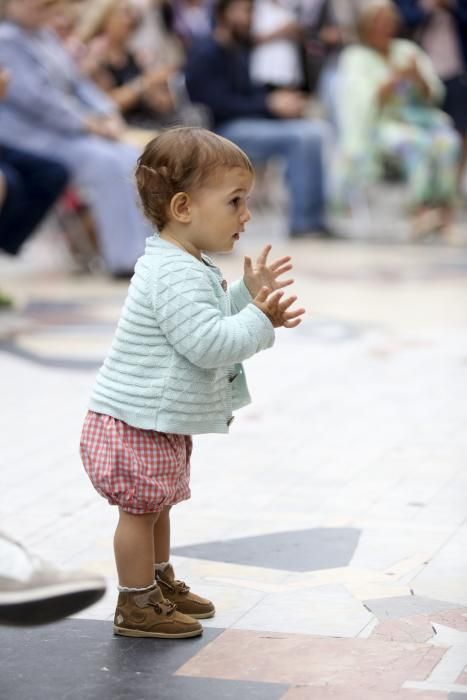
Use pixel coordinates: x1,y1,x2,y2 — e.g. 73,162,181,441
187,609,215,620
113,625,203,639
0,586,106,627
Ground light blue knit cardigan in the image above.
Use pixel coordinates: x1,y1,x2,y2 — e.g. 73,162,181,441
89,235,275,434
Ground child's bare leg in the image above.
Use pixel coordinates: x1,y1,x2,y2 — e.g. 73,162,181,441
114,509,159,588
152,505,216,619
153,505,171,565
112,507,203,638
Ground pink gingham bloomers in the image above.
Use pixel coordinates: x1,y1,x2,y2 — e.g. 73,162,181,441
80,411,192,515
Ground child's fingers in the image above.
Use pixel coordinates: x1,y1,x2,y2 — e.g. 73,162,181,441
281,304,305,320
273,263,293,277
283,318,302,328
244,256,253,274
254,286,270,303
266,289,284,306
270,256,292,271
257,244,272,266
278,294,298,311
277,278,294,289
287,306,306,317
283,307,306,320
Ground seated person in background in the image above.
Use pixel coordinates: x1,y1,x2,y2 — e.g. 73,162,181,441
0,146,68,259
297,0,363,122
129,0,185,67
185,0,330,237
335,0,460,239
172,0,213,45
76,0,178,128
0,0,152,277
44,0,106,75
394,0,467,193
0,68,68,307
251,0,305,90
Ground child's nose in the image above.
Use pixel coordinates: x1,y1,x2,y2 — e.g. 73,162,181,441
241,207,251,224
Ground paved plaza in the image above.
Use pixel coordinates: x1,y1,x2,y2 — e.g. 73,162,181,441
1,217,467,699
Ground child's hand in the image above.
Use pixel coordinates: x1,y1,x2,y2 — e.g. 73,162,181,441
253,287,305,329
243,244,294,298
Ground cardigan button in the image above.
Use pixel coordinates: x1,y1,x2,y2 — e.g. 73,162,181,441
227,416,235,426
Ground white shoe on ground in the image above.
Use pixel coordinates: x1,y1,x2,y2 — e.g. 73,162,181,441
0,531,106,626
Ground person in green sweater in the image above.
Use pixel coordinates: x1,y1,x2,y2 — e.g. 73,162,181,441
80,126,305,639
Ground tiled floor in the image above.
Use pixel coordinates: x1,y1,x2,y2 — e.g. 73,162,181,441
1,216,467,699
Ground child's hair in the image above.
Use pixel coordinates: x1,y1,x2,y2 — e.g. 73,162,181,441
135,127,254,230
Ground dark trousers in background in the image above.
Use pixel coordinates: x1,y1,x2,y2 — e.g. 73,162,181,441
0,145,69,255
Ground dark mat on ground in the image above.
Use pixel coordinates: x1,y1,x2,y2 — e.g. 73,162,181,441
0,619,288,700
173,527,361,572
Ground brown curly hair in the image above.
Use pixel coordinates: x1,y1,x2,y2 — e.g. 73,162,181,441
135,127,254,231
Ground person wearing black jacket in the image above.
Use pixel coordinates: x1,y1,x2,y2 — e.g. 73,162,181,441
0,144,68,258
0,68,68,307
185,0,330,237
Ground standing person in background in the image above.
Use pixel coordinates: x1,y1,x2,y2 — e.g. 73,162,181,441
0,0,152,277
394,0,467,192
185,0,331,238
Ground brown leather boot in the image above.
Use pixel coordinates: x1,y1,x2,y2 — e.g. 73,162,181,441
155,564,215,620
113,584,202,638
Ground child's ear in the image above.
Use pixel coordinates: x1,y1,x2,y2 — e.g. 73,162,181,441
170,192,191,223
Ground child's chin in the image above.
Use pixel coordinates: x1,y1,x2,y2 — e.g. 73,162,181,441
222,240,235,251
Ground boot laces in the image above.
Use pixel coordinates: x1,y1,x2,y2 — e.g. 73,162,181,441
152,599,176,615
158,574,190,595
173,579,190,594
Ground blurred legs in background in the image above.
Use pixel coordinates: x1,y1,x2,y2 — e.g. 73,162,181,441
218,118,329,236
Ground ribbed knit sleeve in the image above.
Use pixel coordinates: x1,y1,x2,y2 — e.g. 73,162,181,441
148,258,274,369
228,278,252,314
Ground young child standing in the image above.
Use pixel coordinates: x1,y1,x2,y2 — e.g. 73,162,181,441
80,127,305,639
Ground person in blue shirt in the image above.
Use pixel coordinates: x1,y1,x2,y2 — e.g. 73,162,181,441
185,0,331,237
0,0,152,276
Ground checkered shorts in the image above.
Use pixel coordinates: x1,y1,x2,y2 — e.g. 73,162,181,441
79,411,192,515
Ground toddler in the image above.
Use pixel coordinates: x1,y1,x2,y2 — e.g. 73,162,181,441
80,127,305,638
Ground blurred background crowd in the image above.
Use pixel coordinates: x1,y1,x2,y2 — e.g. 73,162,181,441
0,0,466,298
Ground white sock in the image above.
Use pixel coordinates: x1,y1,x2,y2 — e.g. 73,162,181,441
154,560,170,573
117,581,156,593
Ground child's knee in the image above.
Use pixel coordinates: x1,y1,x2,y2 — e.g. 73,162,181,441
118,508,160,527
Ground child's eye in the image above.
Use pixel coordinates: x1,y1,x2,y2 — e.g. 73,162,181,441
230,197,241,207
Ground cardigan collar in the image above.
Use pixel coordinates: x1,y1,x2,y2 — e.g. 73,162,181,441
145,234,222,278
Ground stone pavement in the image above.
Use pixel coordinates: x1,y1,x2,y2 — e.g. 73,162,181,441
1,220,467,699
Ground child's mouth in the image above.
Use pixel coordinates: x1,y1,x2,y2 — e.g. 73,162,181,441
233,233,240,240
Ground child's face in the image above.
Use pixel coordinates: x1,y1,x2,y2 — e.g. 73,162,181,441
187,167,253,255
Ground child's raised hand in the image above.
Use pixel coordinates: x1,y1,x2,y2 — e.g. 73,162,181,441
253,287,305,329
243,244,294,298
